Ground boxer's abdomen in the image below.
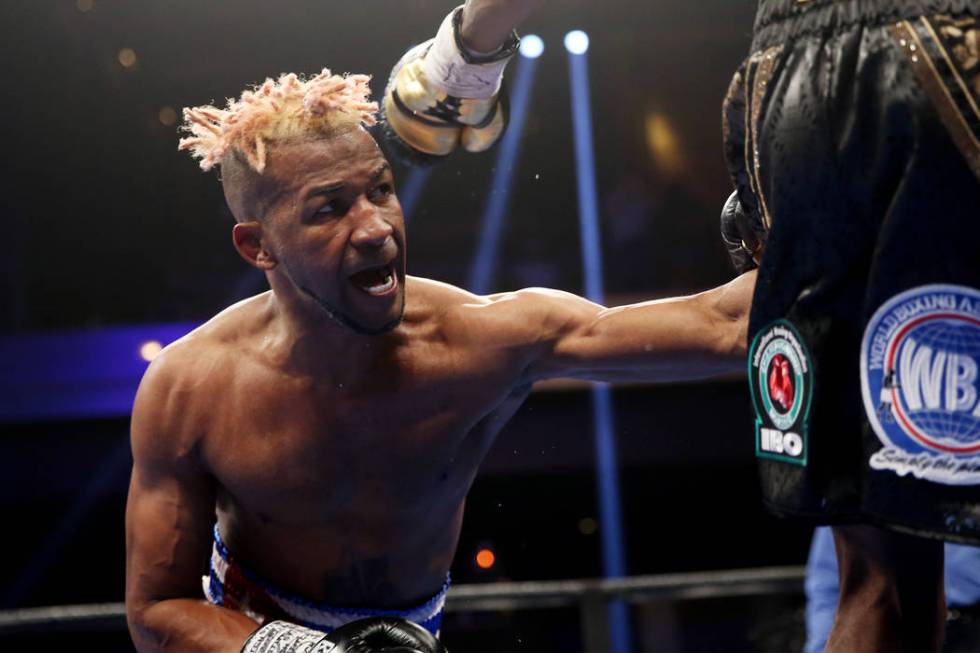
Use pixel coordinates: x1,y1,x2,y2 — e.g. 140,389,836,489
200,339,529,607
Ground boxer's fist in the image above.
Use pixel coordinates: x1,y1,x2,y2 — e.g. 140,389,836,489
381,6,517,163
720,191,767,274
241,619,446,653
327,618,447,653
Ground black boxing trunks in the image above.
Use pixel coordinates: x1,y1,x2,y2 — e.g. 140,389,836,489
723,0,980,542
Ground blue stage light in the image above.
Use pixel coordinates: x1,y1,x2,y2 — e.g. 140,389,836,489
519,34,544,59
566,35,632,653
564,30,589,55
466,53,541,295
398,167,434,223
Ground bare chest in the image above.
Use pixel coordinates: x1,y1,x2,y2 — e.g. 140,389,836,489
204,361,511,527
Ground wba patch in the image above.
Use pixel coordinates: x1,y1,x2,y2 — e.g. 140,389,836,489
861,284,980,485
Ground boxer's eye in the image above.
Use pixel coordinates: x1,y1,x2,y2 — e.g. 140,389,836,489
369,183,393,201
316,199,341,215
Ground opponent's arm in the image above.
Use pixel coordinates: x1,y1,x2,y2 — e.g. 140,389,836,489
459,0,545,53
483,270,756,385
125,354,257,653
381,1,544,161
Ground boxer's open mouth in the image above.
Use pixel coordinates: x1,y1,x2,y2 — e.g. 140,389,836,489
348,263,397,296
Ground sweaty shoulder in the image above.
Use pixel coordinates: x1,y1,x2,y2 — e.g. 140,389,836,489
142,294,266,395
130,294,267,467
404,276,595,351
405,276,484,317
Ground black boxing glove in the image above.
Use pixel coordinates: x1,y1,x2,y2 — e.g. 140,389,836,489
720,190,767,274
327,617,447,653
241,618,447,653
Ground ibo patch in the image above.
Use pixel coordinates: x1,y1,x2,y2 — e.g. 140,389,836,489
749,320,813,465
860,284,980,485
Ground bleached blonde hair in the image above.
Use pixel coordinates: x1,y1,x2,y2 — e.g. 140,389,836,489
179,69,379,174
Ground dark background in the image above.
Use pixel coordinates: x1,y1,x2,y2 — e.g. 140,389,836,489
0,1,812,651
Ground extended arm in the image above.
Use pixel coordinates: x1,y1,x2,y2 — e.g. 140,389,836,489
480,270,756,385
458,0,545,53
125,355,257,653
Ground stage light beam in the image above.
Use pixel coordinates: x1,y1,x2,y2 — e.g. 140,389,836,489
564,30,589,55
519,34,544,59
466,50,542,294
566,34,631,653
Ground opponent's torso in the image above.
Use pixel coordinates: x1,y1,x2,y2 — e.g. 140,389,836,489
191,290,530,608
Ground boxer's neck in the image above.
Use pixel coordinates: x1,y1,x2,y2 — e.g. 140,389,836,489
262,287,397,379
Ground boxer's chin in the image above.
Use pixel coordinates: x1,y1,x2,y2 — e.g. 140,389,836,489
344,271,405,335
302,284,405,336
349,292,406,336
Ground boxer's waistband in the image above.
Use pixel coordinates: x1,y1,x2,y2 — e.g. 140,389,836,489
202,523,449,636
752,0,977,48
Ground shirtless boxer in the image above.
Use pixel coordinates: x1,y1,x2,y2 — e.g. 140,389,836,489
124,3,756,651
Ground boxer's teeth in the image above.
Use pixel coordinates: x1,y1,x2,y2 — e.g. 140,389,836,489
364,273,395,296
349,264,396,296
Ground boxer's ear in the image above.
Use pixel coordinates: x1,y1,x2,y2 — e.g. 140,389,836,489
232,221,278,270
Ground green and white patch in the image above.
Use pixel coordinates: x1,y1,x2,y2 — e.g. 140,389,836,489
749,319,813,465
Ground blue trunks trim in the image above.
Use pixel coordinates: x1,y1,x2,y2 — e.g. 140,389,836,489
205,523,449,636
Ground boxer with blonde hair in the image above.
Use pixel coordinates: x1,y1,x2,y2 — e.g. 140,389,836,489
124,4,756,652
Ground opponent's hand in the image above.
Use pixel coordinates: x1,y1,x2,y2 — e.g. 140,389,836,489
327,617,447,653
720,191,767,273
381,5,518,163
